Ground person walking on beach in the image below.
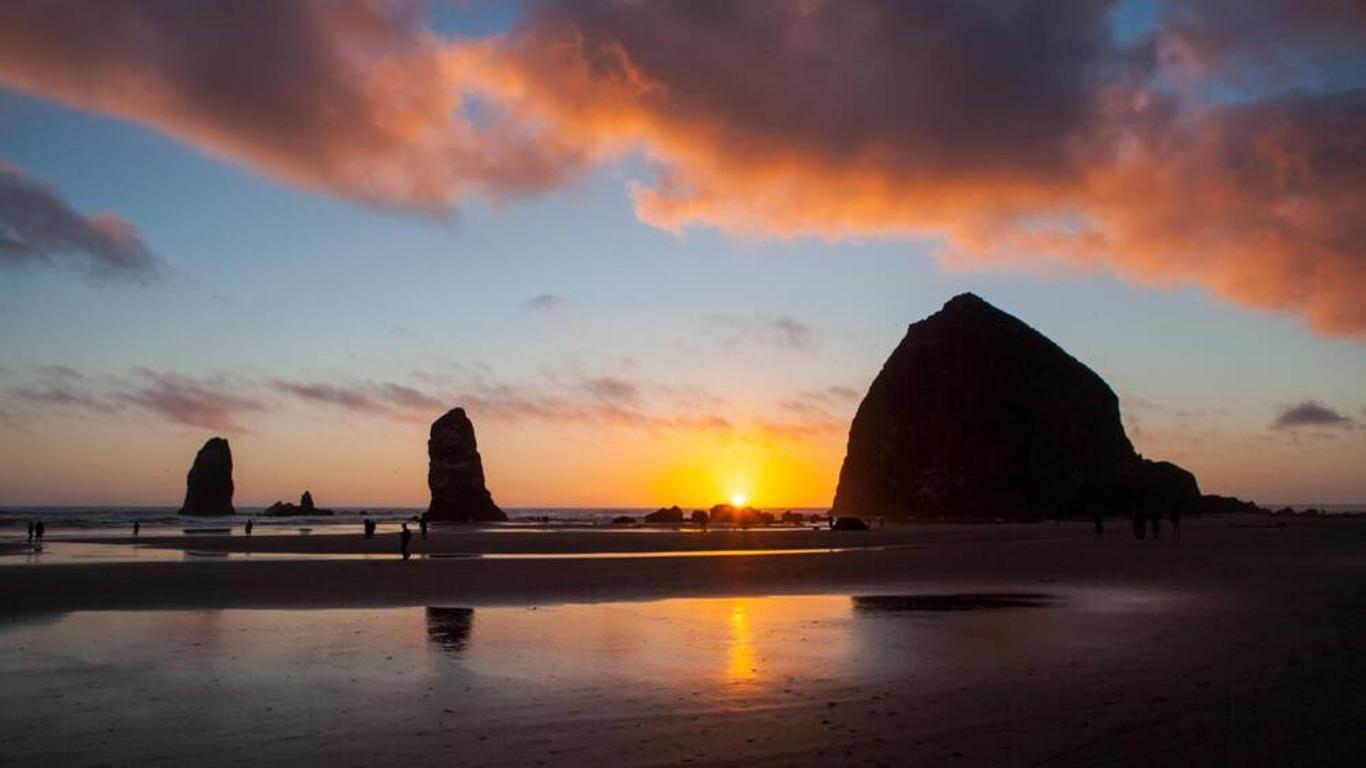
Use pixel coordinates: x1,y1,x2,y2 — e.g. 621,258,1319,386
34,520,45,545
245,519,254,536
400,522,413,561
133,520,140,537
419,514,428,540
363,518,375,539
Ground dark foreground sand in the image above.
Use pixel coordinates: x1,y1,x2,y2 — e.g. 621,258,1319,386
2,517,1364,766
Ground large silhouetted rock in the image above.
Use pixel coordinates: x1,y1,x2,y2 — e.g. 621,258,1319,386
832,294,1204,520
178,437,235,516
426,408,505,522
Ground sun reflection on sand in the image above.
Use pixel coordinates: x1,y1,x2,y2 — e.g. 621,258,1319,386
726,599,756,682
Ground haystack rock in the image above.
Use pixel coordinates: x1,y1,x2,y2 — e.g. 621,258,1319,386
178,437,235,516
832,293,1203,520
426,408,505,522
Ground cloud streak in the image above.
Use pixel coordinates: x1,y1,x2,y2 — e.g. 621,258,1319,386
521,293,569,314
2,367,265,431
2,361,858,446
116,370,267,431
3,1,1362,334
0,163,160,279
1272,401,1356,431
271,379,445,418
707,314,817,352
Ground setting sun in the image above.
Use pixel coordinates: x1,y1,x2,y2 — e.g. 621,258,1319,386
730,493,747,507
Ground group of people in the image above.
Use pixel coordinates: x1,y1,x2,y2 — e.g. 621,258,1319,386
25,520,46,548
361,514,428,560
1091,509,1183,539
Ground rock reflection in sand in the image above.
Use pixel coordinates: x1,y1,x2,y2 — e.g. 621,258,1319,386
425,607,474,654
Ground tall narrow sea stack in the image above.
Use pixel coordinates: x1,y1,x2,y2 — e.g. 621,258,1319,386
178,436,235,516
426,407,505,522
832,293,1201,520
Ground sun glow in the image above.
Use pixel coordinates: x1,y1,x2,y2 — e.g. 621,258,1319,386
730,492,746,507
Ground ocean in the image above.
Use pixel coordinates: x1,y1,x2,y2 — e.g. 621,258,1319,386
0,506,835,537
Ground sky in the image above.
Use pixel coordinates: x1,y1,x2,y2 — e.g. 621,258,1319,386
1,0,1363,508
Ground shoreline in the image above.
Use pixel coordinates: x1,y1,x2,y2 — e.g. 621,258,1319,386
4,516,1359,615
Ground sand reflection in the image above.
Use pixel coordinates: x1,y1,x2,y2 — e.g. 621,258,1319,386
726,599,756,682
425,607,475,655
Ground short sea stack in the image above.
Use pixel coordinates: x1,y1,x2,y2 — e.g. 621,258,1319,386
178,437,235,516
426,407,505,522
832,293,1201,520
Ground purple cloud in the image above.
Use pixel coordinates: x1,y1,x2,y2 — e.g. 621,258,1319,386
1272,401,1356,430
0,163,160,279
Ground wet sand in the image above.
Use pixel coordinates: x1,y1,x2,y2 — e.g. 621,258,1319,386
2,516,1364,765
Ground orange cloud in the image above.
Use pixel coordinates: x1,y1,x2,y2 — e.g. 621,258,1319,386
0,0,585,209
463,1,1366,336
3,1,1362,335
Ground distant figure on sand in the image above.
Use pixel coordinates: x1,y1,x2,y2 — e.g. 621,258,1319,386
363,518,376,539
34,520,45,545
1093,513,1104,537
245,519,254,536
133,520,140,537
400,523,412,560
1171,508,1182,540
419,514,428,540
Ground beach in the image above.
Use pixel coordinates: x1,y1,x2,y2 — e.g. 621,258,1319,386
2,515,1364,766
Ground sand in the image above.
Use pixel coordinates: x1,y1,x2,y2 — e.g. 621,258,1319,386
2,516,1364,766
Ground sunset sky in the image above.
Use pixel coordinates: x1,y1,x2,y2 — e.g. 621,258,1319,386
1,0,1363,508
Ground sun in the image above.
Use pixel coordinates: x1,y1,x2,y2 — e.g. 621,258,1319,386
730,492,747,507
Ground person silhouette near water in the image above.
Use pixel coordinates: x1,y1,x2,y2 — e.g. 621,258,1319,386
419,514,428,540
400,523,413,560
33,520,45,548
245,519,254,536
133,520,140,537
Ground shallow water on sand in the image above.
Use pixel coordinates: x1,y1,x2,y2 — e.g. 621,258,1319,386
0,589,1204,766
0,540,862,564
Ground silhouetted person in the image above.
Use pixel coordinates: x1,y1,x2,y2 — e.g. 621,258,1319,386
1171,508,1182,540
133,520,141,537
419,514,428,540
245,519,254,536
400,523,412,560
34,520,45,543
1093,513,1104,537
